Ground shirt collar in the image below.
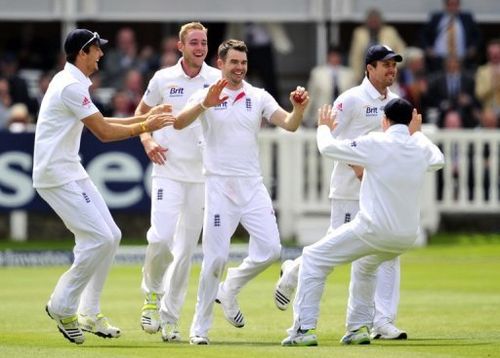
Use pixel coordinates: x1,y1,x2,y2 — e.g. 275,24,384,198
386,124,410,136
361,77,390,101
64,62,92,87
175,58,213,80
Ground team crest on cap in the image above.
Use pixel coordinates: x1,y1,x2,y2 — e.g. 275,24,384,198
336,102,343,111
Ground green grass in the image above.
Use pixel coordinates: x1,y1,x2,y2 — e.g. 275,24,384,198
1,242,500,357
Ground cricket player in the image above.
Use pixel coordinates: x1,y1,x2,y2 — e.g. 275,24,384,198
174,39,308,345
135,22,220,342
282,98,444,346
33,28,174,345
275,44,409,340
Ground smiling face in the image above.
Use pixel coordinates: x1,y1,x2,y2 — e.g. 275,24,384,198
218,49,247,89
179,28,208,76
367,59,398,93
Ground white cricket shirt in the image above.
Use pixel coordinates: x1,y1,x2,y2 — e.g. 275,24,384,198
317,124,445,252
187,81,279,177
329,77,399,200
143,59,220,182
32,63,100,188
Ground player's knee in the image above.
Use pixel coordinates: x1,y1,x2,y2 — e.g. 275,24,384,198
146,226,175,244
266,243,282,263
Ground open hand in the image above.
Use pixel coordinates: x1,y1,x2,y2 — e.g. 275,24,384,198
317,104,337,130
202,79,229,108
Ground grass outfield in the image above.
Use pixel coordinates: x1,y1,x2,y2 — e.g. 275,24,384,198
1,242,500,357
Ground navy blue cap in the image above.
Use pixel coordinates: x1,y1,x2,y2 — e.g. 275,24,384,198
365,45,403,65
64,29,108,55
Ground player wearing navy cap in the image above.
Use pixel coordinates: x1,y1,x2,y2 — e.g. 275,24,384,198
275,44,410,340
281,98,444,346
34,28,174,344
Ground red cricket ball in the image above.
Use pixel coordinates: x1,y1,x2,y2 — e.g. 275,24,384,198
293,92,304,104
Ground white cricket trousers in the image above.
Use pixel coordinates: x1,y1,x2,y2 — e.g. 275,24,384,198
141,177,204,324
286,199,400,328
288,221,400,335
190,177,281,337
37,178,121,317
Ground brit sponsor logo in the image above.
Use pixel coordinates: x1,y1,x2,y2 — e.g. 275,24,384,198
215,102,228,110
365,106,378,116
169,86,184,97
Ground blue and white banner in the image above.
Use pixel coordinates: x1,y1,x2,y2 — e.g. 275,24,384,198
0,131,154,212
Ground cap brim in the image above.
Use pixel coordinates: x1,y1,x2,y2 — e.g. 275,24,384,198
98,38,108,46
382,53,403,62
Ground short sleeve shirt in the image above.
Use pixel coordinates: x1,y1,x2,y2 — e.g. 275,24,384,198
32,63,99,188
187,81,280,177
142,60,220,182
329,77,399,200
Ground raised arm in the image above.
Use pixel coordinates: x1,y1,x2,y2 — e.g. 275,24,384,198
269,86,309,132
174,79,229,130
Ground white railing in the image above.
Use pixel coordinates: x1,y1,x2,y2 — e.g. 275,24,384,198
259,127,500,243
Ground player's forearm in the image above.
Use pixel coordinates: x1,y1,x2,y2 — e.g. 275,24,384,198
92,121,150,142
281,109,304,132
174,102,205,130
104,114,147,125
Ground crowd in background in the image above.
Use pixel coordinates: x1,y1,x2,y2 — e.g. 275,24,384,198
0,0,499,134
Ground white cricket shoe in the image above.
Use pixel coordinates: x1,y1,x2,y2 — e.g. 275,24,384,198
340,326,371,345
45,304,85,344
371,323,407,340
141,292,162,334
274,259,296,311
78,313,121,338
281,329,318,346
161,322,181,342
215,282,245,328
190,335,210,345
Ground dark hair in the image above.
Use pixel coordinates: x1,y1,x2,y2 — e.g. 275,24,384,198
384,98,413,125
218,39,247,61
66,47,92,64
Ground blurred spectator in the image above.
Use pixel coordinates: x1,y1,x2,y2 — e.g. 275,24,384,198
226,22,293,103
7,103,35,132
475,39,500,115
101,27,140,88
427,56,480,128
348,8,406,82
0,77,12,129
89,73,112,117
421,0,481,72
160,51,180,68
159,35,181,68
161,35,180,57
122,68,144,112
33,70,54,118
398,47,430,115
110,90,134,117
303,45,356,127
480,107,499,129
0,53,36,115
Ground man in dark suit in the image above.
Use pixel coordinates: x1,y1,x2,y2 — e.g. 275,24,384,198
427,56,480,128
421,0,481,72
